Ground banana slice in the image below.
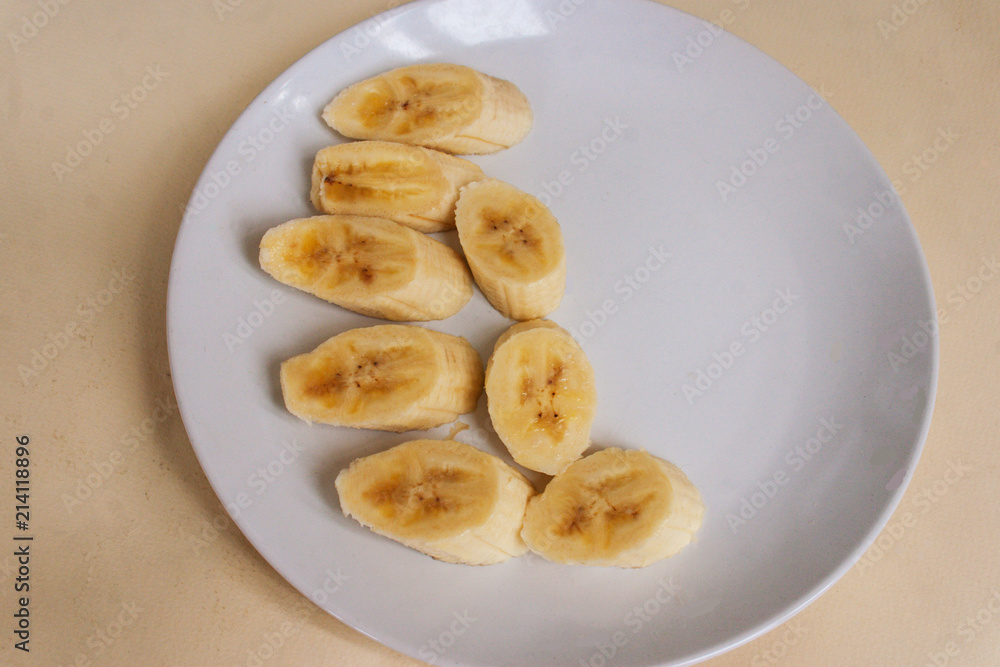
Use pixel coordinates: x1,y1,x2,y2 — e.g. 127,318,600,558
485,320,596,475
259,215,473,321
322,63,532,155
455,179,566,320
310,141,485,233
336,439,535,565
281,325,483,432
521,448,704,568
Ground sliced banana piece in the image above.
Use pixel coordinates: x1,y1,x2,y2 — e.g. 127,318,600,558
485,320,597,475
521,448,704,568
336,439,535,565
323,63,532,155
281,325,483,432
259,215,473,321
455,179,566,320
310,141,484,233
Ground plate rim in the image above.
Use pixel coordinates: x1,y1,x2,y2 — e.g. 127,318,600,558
166,0,940,664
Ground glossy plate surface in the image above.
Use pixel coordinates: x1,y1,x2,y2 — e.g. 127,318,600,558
167,1,937,664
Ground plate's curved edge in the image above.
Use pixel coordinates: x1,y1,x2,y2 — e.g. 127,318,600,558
165,0,942,665
679,365,939,665
631,1,942,662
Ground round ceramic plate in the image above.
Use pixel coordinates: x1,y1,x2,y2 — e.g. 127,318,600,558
167,0,937,664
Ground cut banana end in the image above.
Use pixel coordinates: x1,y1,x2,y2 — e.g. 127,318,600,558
335,439,535,565
259,215,473,321
485,320,596,475
310,141,484,233
455,179,566,320
322,63,532,155
280,325,483,432
521,448,704,568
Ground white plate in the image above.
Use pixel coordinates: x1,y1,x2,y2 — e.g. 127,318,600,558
167,1,938,664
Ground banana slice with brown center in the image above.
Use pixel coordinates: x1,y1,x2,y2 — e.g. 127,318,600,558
336,439,535,565
311,141,484,233
280,325,483,432
485,320,596,474
322,63,532,154
455,179,566,320
521,448,704,568
259,215,473,321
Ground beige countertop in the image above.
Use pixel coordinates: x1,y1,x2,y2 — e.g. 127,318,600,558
2,0,998,665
